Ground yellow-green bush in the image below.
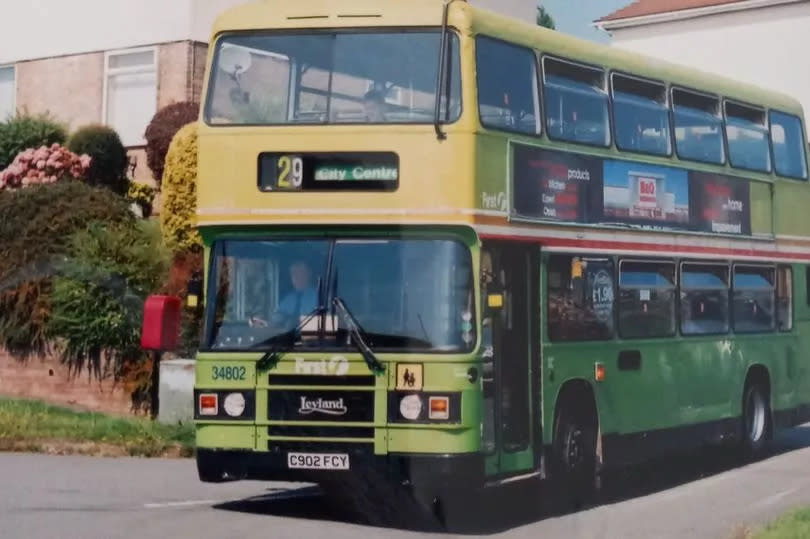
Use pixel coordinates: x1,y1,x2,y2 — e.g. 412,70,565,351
160,122,201,253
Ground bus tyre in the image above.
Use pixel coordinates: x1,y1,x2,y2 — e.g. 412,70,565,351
552,403,598,510
742,382,770,456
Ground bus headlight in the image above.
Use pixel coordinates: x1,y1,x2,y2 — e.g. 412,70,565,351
223,392,247,417
399,394,423,421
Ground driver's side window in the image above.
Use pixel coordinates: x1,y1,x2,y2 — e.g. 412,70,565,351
476,36,540,135
217,256,277,322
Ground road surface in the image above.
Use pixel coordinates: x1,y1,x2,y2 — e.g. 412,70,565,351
3,425,810,538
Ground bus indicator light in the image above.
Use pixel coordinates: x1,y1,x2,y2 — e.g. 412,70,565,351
429,396,450,420
595,363,606,382
199,394,219,416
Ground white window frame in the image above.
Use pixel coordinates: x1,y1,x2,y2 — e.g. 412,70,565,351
102,46,158,147
0,64,17,120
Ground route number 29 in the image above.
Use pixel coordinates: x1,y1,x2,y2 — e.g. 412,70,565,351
277,155,303,189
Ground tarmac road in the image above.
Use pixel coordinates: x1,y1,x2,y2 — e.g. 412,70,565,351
3,424,810,538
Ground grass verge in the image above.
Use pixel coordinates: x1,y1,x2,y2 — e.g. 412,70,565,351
0,398,194,458
753,507,810,539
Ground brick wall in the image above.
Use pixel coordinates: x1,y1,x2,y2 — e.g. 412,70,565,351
16,52,104,132
0,351,136,416
191,42,209,105
158,41,193,109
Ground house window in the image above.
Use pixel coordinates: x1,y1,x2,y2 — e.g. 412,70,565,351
104,49,157,146
0,66,15,120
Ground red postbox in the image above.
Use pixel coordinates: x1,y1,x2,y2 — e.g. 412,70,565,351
141,295,182,351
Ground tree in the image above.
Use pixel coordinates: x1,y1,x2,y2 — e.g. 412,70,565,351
537,5,556,30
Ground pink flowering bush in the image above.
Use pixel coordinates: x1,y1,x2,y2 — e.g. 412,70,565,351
0,144,91,191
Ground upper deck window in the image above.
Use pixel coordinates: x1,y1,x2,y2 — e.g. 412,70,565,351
725,101,771,173
476,37,540,135
770,111,808,180
673,88,725,165
543,57,610,147
205,31,461,126
612,74,671,156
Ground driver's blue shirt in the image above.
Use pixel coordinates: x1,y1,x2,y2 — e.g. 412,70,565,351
276,287,319,320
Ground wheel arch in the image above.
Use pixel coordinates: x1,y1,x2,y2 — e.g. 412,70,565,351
552,378,601,458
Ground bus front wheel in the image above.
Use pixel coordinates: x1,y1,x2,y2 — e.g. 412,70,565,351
552,402,598,510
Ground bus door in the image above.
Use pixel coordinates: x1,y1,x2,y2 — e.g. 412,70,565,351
481,242,539,479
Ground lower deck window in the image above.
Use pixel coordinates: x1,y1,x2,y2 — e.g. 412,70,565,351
618,260,676,338
547,255,614,341
733,265,775,333
680,263,729,335
777,266,792,332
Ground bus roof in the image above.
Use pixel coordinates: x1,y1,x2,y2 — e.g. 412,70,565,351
211,0,802,115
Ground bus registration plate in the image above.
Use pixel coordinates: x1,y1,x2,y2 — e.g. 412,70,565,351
287,452,349,470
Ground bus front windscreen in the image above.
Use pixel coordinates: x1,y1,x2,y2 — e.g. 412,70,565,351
205,30,461,126
206,238,475,352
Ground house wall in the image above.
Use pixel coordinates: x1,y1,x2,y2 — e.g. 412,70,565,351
472,0,536,23
0,0,243,65
15,53,105,130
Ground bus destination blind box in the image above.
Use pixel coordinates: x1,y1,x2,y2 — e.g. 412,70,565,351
258,152,399,192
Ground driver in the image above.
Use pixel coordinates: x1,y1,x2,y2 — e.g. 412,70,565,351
249,260,318,328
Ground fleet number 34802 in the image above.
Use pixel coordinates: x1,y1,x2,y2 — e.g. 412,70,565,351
211,366,247,381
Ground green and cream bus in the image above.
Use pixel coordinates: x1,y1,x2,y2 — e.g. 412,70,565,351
168,0,810,527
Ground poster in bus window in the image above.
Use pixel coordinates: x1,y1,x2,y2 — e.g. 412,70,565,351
511,145,602,222
688,172,751,235
601,160,690,228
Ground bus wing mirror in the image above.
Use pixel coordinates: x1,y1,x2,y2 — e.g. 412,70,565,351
141,295,182,352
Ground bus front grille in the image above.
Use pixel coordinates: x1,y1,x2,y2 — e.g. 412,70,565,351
267,390,375,423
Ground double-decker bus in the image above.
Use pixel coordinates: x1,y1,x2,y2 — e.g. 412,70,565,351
183,0,810,527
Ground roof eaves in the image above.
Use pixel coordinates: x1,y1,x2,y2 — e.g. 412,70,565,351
595,0,802,30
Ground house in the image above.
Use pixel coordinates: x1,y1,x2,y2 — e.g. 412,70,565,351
0,0,536,183
595,0,810,131
0,0,246,183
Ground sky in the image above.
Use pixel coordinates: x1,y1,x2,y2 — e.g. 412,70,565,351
540,0,635,43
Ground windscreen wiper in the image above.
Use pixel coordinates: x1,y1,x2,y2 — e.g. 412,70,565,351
255,304,325,372
332,296,385,376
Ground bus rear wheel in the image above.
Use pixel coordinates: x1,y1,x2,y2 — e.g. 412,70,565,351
742,382,770,455
552,403,598,510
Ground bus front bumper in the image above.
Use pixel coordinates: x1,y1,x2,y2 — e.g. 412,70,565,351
196,447,484,488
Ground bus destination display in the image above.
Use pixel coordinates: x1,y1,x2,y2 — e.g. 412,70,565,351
512,144,752,236
259,152,399,192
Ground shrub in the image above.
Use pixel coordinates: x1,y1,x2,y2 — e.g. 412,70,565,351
126,181,156,218
161,122,201,253
160,250,204,359
144,102,199,185
48,219,169,378
67,125,130,196
0,181,134,358
0,143,91,191
0,111,68,170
